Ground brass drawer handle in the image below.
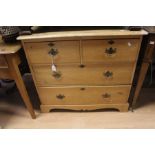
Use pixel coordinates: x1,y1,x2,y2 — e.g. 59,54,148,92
52,71,61,79
105,47,116,55
104,71,113,78
79,64,85,68
48,48,58,56
56,94,65,100
102,93,111,98
48,42,55,47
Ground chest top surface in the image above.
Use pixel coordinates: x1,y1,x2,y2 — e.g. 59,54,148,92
17,29,148,41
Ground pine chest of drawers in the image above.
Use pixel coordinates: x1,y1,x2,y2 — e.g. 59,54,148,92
18,29,147,112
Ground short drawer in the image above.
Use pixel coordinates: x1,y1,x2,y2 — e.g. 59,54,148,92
32,63,134,86
82,39,140,62
0,55,8,67
38,86,131,105
25,41,80,64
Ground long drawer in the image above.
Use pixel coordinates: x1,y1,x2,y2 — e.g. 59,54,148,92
32,63,134,86
82,39,140,63
38,85,130,105
25,41,80,64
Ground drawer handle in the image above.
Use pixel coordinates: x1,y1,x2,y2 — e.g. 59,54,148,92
104,71,113,78
79,64,85,68
80,88,86,91
108,40,114,44
56,94,65,100
102,93,111,98
48,42,55,47
48,48,58,56
52,71,61,79
105,47,116,55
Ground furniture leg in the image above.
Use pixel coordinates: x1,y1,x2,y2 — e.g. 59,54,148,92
132,35,155,108
6,54,36,119
132,62,150,107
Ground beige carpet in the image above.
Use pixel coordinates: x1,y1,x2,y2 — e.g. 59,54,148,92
0,75,155,129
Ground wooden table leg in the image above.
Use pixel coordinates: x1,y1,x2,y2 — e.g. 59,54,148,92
132,62,150,107
132,36,155,108
6,54,36,119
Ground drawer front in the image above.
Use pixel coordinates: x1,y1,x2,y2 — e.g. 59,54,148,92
25,41,80,64
0,55,8,67
33,63,134,86
38,86,131,105
82,39,140,62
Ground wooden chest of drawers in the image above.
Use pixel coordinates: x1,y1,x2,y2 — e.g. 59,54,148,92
18,29,147,112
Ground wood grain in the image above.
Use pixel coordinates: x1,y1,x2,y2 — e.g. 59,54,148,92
25,41,80,64
82,39,140,63
0,36,21,54
132,35,155,107
0,55,8,67
6,54,36,119
17,29,148,41
19,30,145,113
32,63,134,86
0,68,12,79
38,85,131,105
40,104,129,112
0,36,35,119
